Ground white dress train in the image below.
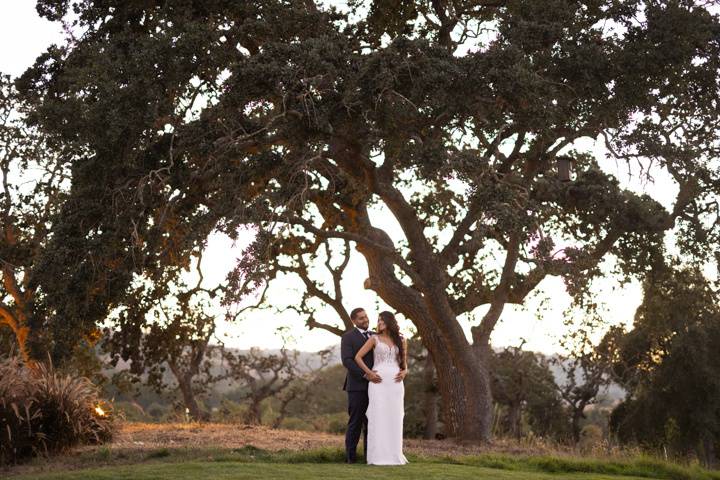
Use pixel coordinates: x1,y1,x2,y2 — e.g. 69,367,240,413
366,335,409,465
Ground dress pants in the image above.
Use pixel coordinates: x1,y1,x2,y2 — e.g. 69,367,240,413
345,390,369,462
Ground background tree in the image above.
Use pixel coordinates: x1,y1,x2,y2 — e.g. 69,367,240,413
525,380,572,442
553,320,614,444
16,1,720,441
269,347,332,428
0,74,70,363
491,343,565,440
607,263,720,467
269,362,348,431
104,255,229,422
221,346,304,425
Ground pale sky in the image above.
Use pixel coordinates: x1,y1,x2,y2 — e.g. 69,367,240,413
1,2,694,355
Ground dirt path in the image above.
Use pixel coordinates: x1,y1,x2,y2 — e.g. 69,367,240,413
112,422,553,457
114,422,344,452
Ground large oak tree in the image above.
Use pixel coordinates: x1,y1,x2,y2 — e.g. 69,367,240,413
16,0,720,441
0,75,71,363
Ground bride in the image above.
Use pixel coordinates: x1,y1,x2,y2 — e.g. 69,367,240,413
354,311,409,465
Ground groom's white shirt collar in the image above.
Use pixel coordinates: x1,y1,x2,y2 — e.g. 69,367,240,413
355,326,370,335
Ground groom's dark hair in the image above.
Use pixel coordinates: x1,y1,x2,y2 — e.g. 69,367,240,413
350,307,365,320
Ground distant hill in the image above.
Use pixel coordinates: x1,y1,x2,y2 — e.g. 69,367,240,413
542,354,625,406
103,343,624,403
230,344,626,404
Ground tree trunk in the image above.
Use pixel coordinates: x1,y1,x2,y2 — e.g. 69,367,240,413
357,222,493,442
0,313,31,364
571,408,583,444
456,348,494,442
418,335,467,438
177,375,209,422
391,301,493,442
422,354,438,440
0,302,34,365
701,436,717,469
245,399,263,425
168,361,209,422
381,293,487,440
273,390,301,429
506,402,522,439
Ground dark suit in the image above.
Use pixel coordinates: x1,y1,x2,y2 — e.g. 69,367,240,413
341,328,374,463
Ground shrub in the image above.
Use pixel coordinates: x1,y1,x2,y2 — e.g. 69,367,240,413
0,357,117,464
578,424,604,453
146,402,169,421
326,413,348,435
212,399,248,423
0,357,40,463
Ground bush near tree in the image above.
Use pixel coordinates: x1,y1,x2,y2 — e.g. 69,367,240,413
0,358,115,465
607,264,720,467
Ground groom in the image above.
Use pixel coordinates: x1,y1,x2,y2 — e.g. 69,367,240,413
341,307,382,463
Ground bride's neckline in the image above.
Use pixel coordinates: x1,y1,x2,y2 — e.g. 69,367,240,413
375,335,397,349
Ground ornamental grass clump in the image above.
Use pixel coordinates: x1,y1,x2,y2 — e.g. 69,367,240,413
0,357,116,464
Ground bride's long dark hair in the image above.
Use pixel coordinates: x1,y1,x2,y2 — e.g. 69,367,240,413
379,311,406,370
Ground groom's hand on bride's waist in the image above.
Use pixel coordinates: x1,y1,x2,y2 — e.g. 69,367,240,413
364,370,382,383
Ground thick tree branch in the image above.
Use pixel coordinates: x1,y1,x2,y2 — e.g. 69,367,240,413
440,196,484,267
472,233,522,346
0,303,30,362
280,215,425,287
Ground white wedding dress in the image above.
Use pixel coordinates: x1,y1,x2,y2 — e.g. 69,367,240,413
366,335,409,465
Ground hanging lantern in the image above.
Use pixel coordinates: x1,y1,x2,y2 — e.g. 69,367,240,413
557,157,573,182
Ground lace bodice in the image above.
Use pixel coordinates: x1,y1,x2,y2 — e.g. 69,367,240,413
373,335,400,367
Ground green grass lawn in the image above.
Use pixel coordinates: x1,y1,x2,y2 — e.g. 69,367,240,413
11,461,673,480
9,447,720,480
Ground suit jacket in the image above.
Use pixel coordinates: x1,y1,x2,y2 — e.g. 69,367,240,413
341,328,374,392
